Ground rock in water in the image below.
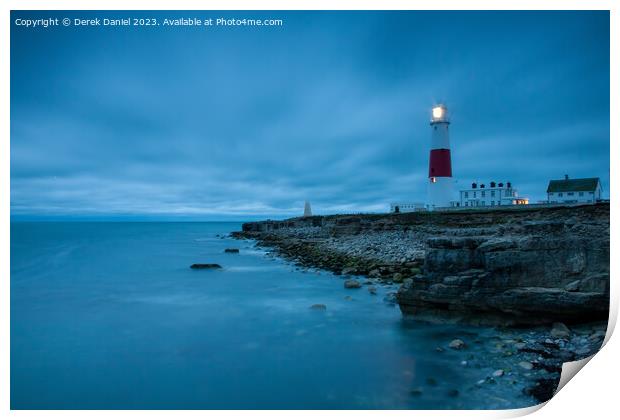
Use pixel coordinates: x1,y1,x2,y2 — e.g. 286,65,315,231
493,369,504,377
393,273,404,283
449,339,466,350
550,322,571,338
309,304,327,310
519,361,533,370
410,388,423,397
190,263,222,269
344,280,361,289
224,248,240,253
368,286,377,295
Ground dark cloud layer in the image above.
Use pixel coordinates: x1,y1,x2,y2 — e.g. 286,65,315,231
11,11,610,220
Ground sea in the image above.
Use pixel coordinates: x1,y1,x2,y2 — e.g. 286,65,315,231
10,222,536,409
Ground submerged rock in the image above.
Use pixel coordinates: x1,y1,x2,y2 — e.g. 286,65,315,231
190,263,222,269
344,280,361,289
309,304,327,310
224,248,240,253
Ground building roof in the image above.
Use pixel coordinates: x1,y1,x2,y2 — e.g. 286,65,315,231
547,177,600,193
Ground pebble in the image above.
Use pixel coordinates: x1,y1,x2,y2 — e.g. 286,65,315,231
493,369,504,377
519,361,533,370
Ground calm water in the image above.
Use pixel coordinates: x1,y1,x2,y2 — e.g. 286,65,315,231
11,222,535,409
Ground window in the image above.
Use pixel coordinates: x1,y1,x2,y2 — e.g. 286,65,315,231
579,192,584,197
481,191,486,197
491,190,495,197
491,201,495,206
549,193,554,196
558,193,563,197
589,192,594,195
481,201,486,206
473,192,477,198
567,192,574,196
464,192,469,198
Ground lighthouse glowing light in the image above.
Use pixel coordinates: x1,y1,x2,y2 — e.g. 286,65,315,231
427,104,454,209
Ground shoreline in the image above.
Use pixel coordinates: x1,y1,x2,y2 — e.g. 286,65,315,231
232,203,610,403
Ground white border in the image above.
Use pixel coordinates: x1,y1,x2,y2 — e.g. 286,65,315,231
1,2,617,420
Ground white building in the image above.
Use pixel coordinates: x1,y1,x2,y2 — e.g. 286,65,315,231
389,202,425,213
455,181,529,208
546,176,602,204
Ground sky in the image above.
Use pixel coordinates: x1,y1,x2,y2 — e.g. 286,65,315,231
10,11,610,220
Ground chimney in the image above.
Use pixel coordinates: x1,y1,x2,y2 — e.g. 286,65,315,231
472,182,477,189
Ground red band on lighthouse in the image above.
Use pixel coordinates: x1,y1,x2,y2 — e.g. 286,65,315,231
428,149,452,177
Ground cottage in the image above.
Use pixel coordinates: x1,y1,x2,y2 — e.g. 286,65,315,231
546,176,602,204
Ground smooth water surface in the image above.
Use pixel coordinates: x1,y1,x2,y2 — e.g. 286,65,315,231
11,222,535,409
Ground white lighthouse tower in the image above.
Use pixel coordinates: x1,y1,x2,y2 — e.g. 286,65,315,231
427,104,453,209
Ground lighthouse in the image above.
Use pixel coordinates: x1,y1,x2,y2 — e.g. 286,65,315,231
427,104,453,209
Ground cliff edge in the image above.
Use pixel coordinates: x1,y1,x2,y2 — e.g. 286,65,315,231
234,204,609,325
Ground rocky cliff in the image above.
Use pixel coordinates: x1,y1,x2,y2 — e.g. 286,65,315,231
235,204,609,325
